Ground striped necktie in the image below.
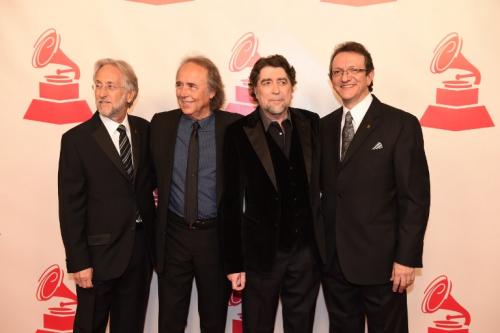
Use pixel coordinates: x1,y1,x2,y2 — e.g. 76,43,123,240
117,124,134,179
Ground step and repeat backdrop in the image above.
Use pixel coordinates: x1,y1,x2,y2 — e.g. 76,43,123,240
1,0,499,332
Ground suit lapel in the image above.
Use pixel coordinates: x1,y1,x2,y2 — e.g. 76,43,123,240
214,110,224,206
291,109,312,184
159,110,182,192
329,108,343,171
91,112,130,180
340,96,381,169
243,110,278,191
129,116,141,181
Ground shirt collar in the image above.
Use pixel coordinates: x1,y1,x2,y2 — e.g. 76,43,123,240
181,112,214,129
99,112,131,135
259,108,291,132
342,93,373,131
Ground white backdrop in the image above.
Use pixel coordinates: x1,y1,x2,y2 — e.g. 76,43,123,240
1,0,499,332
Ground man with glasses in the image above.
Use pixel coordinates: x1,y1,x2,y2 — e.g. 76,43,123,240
58,58,155,332
320,42,430,333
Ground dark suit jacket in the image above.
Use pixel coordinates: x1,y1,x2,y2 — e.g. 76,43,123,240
222,107,327,274
150,109,242,274
320,95,430,285
58,112,155,281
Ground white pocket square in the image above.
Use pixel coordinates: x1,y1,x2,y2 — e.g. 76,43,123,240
371,142,383,150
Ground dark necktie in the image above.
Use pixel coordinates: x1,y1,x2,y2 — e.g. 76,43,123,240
341,111,354,161
118,125,142,223
117,125,134,179
184,121,200,226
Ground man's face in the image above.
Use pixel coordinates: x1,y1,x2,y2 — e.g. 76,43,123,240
94,64,133,123
176,62,215,120
254,66,293,119
330,51,374,109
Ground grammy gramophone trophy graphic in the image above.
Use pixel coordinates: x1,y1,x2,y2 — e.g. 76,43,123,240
226,32,260,116
35,264,77,333
421,32,493,131
24,28,92,124
228,291,243,333
422,275,471,333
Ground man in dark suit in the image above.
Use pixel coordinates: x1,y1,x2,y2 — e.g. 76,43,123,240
222,54,327,333
320,41,431,333
58,58,155,333
150,56,240,333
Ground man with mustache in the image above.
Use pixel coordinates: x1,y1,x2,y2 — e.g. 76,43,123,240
58,58,155,333
320,41,430,333
222,54,327,333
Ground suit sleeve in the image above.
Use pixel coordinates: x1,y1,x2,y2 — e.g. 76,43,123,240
220,125,245,274
58,133,91,273
394,115,431,267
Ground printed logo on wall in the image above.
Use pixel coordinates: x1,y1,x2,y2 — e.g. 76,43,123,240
421,32,493,131
35,264,77,333
228,291,243,333
320,0,395,6
24,28,92,124
226,32,259,116
127,0,192,4
422,275,471,333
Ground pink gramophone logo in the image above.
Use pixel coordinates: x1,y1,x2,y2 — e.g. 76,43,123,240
226,32,260,116
35,264,77,333
421,32,493,131
127,0,192,4
320,0,395,6
24,28,92,124
422,275,471,333
228,290,243,333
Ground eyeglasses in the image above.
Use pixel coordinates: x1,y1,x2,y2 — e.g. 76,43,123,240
331,67,367,78
92,82,124,92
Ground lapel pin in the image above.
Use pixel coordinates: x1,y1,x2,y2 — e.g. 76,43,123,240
366,124,371,129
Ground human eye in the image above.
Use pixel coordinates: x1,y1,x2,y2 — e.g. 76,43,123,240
106,83,117,91
332,69,342,77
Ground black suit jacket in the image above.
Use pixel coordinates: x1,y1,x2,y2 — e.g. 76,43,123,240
222,107,327,274
320,95,430,285
58,112,155,281
150,109,242,274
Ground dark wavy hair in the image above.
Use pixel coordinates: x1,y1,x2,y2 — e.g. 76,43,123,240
248,54,297,102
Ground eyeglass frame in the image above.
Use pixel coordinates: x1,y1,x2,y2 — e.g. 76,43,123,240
92,82,125,92
330,67,368,79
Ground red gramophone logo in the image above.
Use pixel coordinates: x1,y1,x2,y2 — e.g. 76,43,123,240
228,291,243,333
320,0,395,5
127,0,192,4
24,28,92,124
421,32,493,131
35,264,77,333
226,32,260,116
422,275,471,333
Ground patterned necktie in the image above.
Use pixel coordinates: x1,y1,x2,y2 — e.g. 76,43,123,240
184,121,200,227
341,111,354,161
117,125,134,179
117,125,142,223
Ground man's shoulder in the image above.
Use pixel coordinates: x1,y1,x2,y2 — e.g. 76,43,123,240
320,106,342,125
129,114,150,130
151,109,181,122
215,109,243,127
375,98,420,126
291,107,319,120
62,114,97,140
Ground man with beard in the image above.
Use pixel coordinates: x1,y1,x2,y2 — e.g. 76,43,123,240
222,54,327,333
58,59,155,333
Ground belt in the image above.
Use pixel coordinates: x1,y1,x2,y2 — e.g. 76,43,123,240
167,210,217,230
